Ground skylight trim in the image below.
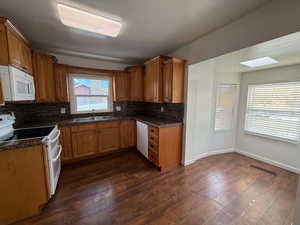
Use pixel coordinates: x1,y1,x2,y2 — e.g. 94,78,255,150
240,57,278,68
57,3,122,37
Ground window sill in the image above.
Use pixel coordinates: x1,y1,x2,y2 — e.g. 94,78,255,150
244,130,299,145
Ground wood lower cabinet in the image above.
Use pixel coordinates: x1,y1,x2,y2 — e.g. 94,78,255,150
59,126,73,161
60,120,136,163
148,125,182,171
0,145,49,225
113,71,130,101
33,51,56,102
120,120,136,148
98,127,120,153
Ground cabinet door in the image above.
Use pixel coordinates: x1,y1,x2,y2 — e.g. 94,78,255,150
59,126,73,161
21,44,33,75
0,23,8,65
163,60,173,102
33,51,56,102
120,120,136,148
128,67,143,101
113,71,130,101
54,64,69,102
72,130,97,158
7,29,23,70
144,62,155,102
0,79,4,105
98,127,120,153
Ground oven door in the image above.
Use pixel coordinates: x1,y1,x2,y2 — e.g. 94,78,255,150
47,144,62,196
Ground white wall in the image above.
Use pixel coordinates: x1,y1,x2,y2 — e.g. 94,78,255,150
183,60,240,165
236,64,300,173
170,0,300,65
295,180,300,225
52,53,132,70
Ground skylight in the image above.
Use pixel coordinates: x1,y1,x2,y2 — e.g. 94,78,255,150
240,57,278,68
57,3,122,37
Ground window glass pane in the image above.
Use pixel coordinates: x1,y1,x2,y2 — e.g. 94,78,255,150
245,82,300,142
74,78,109,95
76,96,108,112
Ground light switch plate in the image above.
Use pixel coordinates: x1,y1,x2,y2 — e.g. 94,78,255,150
116,106,122,111
161,106,164,113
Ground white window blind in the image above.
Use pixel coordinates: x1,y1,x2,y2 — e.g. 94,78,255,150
215,85,238,131
245,82,300,143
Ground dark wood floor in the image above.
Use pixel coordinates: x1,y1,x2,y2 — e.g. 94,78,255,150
16,151,298,225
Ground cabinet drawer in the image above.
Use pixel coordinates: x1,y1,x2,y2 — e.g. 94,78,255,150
148,141,158,152
71,123,97,132
148,149,158,165
149,133,159,144
97,121,120,129
149,126,159,136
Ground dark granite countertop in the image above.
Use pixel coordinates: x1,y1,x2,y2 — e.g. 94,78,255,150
0,116,182,152
20,116,183,128
0,137,44,152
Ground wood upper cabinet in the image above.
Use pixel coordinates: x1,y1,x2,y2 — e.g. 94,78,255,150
120,120,136,148
126,66,144,101
0,79,4,105
6,27,33,74
113,71,130,101
144,56,170,102
97,121,120,153
163,58,185,103
54,64,69,102
0,23,9,65
59,126,73,162
33,51,56,102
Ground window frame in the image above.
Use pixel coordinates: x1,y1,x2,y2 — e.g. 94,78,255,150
214,84,239,132
244,81,300,144
69,74,113,114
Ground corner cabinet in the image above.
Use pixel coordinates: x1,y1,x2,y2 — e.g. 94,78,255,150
32,51,57,102
113,71,130,101
163,58,185,103
144,56,185,103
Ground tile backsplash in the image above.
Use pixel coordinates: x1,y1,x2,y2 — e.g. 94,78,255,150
0,101,184,127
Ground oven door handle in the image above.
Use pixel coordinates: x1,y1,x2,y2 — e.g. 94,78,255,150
48,130,61,144
51,145,62,162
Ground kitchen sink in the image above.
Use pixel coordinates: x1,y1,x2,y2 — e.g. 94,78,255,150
72,116,115,122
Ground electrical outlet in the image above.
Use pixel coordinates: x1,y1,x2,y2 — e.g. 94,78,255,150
116,106,122,112
160,106,164,113
60,107,66,114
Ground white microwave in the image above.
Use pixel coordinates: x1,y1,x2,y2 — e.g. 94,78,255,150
0,66,35,101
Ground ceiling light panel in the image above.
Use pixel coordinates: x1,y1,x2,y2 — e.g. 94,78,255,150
57,4,122,37
240,57,278,68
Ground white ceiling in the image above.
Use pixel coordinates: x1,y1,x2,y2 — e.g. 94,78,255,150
0,0,271,64
212,31,300,73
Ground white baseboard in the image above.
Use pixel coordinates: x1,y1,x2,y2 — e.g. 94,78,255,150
182,148,235,166
236,148,300,174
